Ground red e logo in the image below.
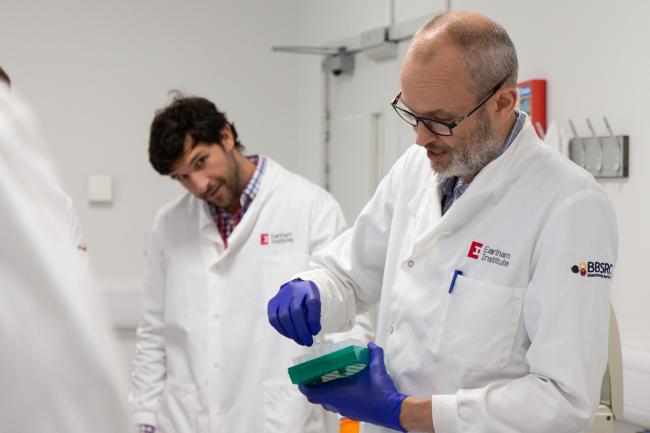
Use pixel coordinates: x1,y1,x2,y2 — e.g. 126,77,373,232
260,233,269,245
467,241,483,259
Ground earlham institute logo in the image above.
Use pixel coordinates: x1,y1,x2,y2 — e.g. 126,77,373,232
467,241,483,259
467,241,510,267
260,232,294,246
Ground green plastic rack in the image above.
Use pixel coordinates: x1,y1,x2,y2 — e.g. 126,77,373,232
288,344,370,386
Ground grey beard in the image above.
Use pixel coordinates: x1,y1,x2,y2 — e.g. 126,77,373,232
437,111,500,179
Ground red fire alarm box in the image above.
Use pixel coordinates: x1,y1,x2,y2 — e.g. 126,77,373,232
516,79,546,137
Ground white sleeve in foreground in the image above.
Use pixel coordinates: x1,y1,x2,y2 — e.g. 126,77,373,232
0,88,130,433
297,149,413,334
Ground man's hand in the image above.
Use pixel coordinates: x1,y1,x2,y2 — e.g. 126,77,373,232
267,278,321,346
299,343,407,432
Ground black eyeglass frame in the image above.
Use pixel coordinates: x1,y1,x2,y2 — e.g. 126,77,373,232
390,74,511,137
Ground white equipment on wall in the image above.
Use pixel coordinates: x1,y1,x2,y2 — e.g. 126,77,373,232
587,306,624,433
568,117,629,179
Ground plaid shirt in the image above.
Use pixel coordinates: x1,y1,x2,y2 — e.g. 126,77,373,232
208,155,266,247
440,110,526,215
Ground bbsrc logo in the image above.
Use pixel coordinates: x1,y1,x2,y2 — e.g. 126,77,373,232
571,261,613,279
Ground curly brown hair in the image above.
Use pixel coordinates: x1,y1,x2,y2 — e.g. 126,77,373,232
149,92,243,174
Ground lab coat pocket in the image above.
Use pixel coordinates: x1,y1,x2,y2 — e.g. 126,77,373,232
262,254,311,304
157,381,200,433
262,381,326,433
426,275,524,373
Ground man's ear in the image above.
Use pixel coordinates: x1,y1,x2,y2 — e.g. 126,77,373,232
494,87,518,121
220,124,235,151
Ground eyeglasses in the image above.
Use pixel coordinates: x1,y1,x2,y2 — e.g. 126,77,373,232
390,74,511,137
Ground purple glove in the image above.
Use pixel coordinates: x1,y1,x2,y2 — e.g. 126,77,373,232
299,343,407,432
267,278,321,346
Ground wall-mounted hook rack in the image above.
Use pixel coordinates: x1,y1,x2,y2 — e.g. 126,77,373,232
567,117,629,178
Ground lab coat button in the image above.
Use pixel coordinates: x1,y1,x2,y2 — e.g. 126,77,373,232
213,313,220,320
389,325,394,334
407,260,414,268
213,362,220,369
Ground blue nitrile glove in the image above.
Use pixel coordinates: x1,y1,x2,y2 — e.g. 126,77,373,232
267,278,321,346
299,342,407,432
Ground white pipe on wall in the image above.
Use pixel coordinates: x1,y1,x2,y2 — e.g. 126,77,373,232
385,0,396,28
322,64,331,191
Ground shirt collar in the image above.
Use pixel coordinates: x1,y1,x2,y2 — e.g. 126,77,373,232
239,155,265,208
440,175,458,197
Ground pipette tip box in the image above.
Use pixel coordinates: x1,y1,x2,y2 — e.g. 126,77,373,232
288,343,370,386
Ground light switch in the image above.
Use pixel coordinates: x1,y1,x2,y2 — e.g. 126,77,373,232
87,175,113,203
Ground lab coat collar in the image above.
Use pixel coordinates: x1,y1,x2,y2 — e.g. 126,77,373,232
199,200,221,244
197,157,283,260
407,171,442,223
408,120,540,258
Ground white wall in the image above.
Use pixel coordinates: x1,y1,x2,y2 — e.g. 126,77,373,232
294,0,650,429
1,0,301,290
292,0,446,186
1,0,302,391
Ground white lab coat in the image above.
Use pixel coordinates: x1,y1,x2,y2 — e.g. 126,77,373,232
129,158,351,433
299,120,618,433
0,88,129,432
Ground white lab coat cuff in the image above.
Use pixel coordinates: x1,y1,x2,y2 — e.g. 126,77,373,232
431,394,460,433
133,411,157,428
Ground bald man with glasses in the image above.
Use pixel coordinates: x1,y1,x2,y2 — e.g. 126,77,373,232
267,10,617,433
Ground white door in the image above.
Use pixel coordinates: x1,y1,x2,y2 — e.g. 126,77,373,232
328,43,414,223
